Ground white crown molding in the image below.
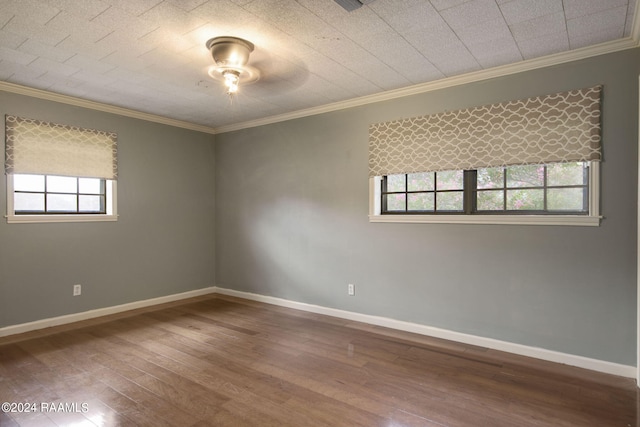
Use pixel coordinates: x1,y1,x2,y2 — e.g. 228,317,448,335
216,37,639,134
1,37,638,136
632,0,640,42
214,286,636,379
0,81,218,135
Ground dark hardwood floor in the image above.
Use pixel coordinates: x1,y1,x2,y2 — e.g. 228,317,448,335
0,294,637,426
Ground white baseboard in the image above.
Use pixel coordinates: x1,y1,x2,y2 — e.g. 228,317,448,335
0,287,217,338
1,285,635,379
214,286,637,379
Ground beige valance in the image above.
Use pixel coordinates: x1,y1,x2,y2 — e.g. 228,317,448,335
5,115,118,180
368,86,602,177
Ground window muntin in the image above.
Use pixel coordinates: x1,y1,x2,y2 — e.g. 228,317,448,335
381,162,589,215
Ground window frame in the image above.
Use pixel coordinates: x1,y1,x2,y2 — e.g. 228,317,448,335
6,174,118,223
369,162,601,226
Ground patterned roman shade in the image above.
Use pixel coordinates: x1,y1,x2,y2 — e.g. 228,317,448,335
5,115,118,180
368,86,602,177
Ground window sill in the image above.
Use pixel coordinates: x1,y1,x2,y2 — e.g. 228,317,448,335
368,214,601,226
6,214,118,224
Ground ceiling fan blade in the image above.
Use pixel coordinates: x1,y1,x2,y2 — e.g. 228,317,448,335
334,0,362,11
333,0,376,12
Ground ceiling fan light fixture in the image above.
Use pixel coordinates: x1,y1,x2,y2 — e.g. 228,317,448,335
206,36,256,96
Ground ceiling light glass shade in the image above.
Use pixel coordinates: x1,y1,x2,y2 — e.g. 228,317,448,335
222,70,240,94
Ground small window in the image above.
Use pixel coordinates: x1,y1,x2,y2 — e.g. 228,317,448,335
6,174,117,223
14,174,107,214
371,162,599,226
4,115,118,223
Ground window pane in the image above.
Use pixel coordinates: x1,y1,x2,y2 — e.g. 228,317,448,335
477,190,504,211
47,176,77,193
507,189,544,210
408,193,434,211
437,191,463,211
47,194,77,211
385,194,405,211
79,195,103,212
15,193,44,211
477,167,504,189
547,162,586,186
407,172,434,192
506,165,544,188
386,174,406,192
548,188,585,211
79,178,102,194
14,174,45,192
436,170,463,190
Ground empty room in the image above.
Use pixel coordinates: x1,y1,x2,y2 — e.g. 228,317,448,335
1,0,639,426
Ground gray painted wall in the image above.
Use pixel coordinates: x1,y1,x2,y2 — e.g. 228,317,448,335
215,48,640,365
1,48,637,367
0,92,216,328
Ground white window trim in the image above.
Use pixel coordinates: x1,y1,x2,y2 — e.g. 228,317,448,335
5,174,118,224
368,162,601,227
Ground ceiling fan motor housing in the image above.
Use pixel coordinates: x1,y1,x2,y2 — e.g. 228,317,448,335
206,36,255,68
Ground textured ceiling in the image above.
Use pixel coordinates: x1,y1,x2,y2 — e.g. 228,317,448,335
0,0,637,131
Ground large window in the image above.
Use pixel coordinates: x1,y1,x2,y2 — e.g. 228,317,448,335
382,162,589,215
370,161,599,226
368,86,602,226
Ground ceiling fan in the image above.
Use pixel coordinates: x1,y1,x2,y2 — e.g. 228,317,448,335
204,36,310,100
205,36,260,97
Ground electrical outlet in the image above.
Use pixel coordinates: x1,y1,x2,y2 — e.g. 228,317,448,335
73,284,82,296
348,283,355,296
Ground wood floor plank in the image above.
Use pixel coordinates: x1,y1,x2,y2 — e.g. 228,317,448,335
0,295,637,426
0,411,20,427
